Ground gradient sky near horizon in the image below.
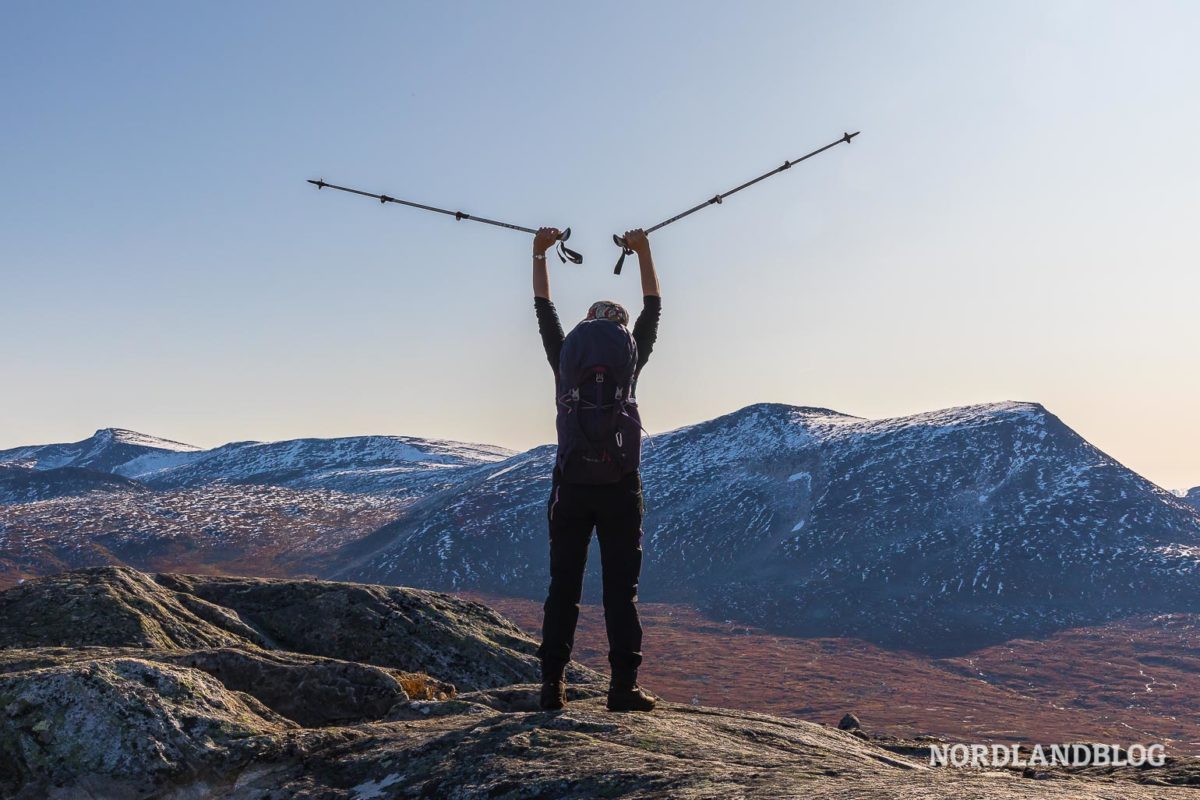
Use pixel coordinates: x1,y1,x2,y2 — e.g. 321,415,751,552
2,1,1198,488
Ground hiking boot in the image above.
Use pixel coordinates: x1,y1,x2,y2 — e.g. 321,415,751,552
540,680,567,711
606,682,657,712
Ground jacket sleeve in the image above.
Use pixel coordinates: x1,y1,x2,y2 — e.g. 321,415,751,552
534,296,565,376
632,295,661,372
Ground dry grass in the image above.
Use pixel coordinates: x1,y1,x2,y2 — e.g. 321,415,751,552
394,670,455,701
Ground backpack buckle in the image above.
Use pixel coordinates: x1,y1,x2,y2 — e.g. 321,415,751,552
595,372,604,383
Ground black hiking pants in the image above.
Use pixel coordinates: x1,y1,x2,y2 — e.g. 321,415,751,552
536,469,645,686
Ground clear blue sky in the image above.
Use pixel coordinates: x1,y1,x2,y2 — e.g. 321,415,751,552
2,1,1198,488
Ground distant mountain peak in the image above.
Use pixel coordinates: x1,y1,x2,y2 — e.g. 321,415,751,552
672,401,1055,458
858,400,1052,433
723,400,1050,428
90,428,200,452
730,402,860,419
0,427,204,475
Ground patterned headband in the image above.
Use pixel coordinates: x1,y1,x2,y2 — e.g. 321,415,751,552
585,300,629,326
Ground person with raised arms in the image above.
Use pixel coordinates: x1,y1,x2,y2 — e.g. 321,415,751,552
531,226,661,712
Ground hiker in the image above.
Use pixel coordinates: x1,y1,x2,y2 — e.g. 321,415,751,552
531,226,661,713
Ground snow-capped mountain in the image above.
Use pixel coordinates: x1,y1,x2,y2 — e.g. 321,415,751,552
0,428,200,476
333,402,1200,655
0,465,147,504
1183,488,1200,512
0,430,513,498
0,429,514,586
132,435,514,497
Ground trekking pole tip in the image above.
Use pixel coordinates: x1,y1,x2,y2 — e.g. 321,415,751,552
843,131,860,143
307,178,327,189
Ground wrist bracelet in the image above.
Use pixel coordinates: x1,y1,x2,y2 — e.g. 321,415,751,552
533,253,546,261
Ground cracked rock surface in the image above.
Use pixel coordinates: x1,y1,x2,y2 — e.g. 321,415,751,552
2,567,1198,799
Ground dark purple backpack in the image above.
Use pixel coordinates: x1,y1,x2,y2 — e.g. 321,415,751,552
555,319,642,484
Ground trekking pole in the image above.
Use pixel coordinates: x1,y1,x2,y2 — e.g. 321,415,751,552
307,179,584,264
610,131,859,274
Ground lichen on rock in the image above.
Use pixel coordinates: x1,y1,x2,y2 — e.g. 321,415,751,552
0,657,291,794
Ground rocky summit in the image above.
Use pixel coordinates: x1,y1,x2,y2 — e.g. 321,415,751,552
2,567,1199,799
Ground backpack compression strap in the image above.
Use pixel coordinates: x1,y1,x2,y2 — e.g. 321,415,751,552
557,369,632,462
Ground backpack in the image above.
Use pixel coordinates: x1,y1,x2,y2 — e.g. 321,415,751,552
554,319,643,484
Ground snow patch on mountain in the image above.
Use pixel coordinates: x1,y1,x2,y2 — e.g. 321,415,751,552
91,428,199,453
115,449,207,480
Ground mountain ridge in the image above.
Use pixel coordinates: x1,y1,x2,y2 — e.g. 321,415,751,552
0,464,148,504
4,401,1199,655
0,427,199,475
0,429,515,497
334,400,1200,654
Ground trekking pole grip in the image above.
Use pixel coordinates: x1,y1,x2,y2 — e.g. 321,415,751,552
555,227,584,265
611,234,634,275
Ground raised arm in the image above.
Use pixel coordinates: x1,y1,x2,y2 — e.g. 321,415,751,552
532,226,560,300
622,229,662,374
622,228,660,297
532,227,566,374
